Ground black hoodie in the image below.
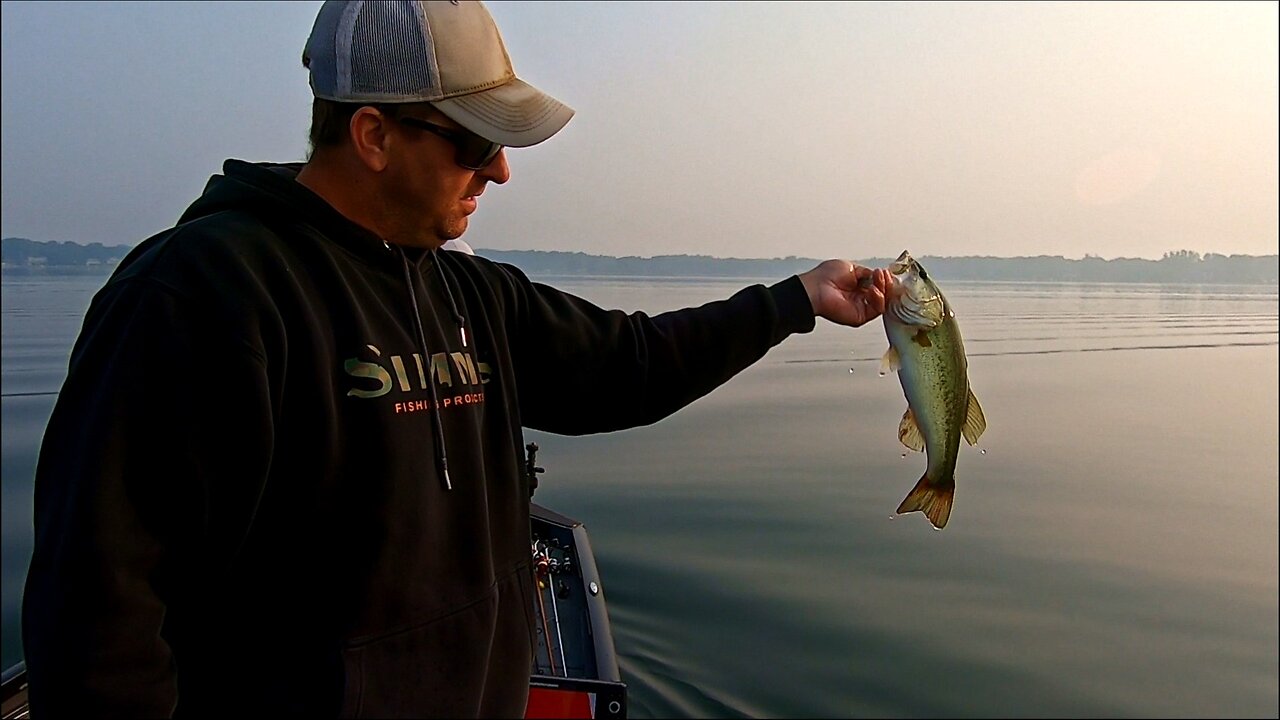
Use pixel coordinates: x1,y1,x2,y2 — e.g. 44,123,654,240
21,160,816,717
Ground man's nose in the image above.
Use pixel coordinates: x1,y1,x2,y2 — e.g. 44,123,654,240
479,149,511,185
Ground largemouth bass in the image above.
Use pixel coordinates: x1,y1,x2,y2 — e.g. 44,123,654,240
880,250,986,529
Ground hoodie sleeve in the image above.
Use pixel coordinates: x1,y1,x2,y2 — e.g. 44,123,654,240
502,266,816,435
21,275,274,717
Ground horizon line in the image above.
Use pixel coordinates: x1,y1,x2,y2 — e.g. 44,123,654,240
2,236,1275,264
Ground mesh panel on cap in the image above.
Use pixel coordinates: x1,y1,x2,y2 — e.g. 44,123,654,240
350,0,436,97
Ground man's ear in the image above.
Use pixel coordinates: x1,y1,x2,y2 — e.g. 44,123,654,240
349,107,393,172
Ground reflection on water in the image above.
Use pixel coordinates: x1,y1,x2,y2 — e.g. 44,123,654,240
3,274,1277,717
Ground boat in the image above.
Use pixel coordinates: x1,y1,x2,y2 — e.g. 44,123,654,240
526,501,628,719
0,665,26,720
1,443,627,719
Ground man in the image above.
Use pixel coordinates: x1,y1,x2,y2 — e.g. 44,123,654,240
21,1,890,716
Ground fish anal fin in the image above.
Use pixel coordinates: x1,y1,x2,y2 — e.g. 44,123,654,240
879,346,900,376
961,388,987,446
896,474,954,529
898,407,925,452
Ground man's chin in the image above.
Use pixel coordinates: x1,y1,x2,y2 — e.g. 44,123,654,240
441,219,469,242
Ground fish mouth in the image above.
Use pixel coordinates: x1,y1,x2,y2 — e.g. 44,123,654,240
889,250,914,276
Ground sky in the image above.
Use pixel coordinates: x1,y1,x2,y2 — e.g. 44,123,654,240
2,1,1276,261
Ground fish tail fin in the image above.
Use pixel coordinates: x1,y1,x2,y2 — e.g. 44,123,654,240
896,474,954,529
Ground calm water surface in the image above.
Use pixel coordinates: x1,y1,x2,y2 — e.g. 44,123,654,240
2,272,1277,718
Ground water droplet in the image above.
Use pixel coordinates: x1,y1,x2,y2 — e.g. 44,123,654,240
900,452,907,459
848,367,855,374
980,449,987,455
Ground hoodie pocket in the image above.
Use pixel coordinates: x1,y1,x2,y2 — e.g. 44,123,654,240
339,588,499,718
337,566,537,719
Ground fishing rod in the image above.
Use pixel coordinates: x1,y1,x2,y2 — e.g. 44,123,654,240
532,538,573,677
540,543,567,676
532,543,559,676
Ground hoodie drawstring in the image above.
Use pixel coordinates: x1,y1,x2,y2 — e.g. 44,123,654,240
397,247,459,491
436,250,469,350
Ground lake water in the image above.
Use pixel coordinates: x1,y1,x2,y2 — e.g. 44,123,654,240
2,272,1277,718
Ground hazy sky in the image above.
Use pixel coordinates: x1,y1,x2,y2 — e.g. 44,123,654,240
2,1,1276,260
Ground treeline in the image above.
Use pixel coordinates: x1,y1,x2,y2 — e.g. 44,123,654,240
478,248,1278,285
3,237,1276,284
866,250,1279,285
2,237,128,266
476,250,822,279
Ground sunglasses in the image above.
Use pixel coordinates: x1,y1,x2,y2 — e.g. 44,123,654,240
397,116,503,170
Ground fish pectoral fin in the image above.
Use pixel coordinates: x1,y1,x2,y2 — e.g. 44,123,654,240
896,473,953,529
912,329,932,348
961,388,987,445
879,346,900,376
898,408,926,452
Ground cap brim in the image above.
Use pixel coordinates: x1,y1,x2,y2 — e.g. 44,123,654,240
432,78,574,148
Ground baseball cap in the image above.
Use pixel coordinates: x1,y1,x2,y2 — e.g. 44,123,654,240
302,0,573,148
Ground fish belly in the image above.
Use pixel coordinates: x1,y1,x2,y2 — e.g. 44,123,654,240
888,320,968,483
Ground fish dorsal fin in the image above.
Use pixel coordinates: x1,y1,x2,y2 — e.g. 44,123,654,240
898,407,926,452
961,388,987,445
879,346,900,376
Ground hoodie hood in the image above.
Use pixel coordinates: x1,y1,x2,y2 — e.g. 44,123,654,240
179,160,431,272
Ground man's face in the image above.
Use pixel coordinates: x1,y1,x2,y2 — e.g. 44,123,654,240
379,106,510,249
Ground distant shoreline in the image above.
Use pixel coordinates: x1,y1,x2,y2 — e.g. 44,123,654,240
3,238,1276,285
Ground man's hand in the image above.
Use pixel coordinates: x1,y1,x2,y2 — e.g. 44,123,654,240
798,260,891,328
